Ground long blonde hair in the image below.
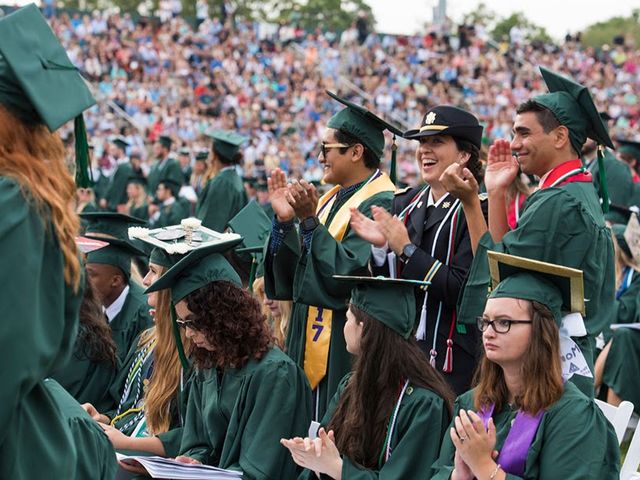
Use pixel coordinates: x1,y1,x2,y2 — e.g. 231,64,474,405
252,276,291,350
0,105,81,288
143,266,190,434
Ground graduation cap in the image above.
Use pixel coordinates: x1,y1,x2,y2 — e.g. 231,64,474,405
326,90,404,183
75,235,108,254
195,149,209,161
227,200,271,290
178,147,190,156
617,139,640,161
612,224,633,260
334,275,430,339
0,4,96,187
111,135,130,151
127,174,147,187
623,212,640,266
81,212,147,239
207,129,247,162
157,135,173,149
85,236,146,279
145,242,242,304
149,247,185,269
157,177,183,197
404,105,483,149
487,251,584,324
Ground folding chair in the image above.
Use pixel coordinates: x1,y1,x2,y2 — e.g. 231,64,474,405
595,399,634,445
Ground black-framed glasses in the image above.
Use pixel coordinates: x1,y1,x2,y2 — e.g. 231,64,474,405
319,142,351,158
476,317,532,334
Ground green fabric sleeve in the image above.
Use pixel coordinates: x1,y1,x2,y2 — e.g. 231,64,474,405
264,227,301,301
178,377,211,463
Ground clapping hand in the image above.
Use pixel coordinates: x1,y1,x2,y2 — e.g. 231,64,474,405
281,428,343,479
484,139,519,193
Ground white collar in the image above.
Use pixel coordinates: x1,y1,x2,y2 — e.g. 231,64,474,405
104,284,130,322
162,196,176,207
427,189,448,208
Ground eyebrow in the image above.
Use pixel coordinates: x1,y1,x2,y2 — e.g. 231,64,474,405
482,315,519,320
512,126,531,136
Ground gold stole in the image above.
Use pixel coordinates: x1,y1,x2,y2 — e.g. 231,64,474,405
303,172,395,389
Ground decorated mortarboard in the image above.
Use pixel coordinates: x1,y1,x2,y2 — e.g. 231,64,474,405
0,4,96,187
157,135,173,149
85,236,147,279
75,236,108,254
207,129,247,162
487,251,584,324
195,149,209,161
617,139,640,161
80,212,147,240
612,224,633,260
326,90,404,183
227,200,272,289
111,135,130,150
534,67,615,213
404,105,483,149
333,275,430,339
623,212,640,266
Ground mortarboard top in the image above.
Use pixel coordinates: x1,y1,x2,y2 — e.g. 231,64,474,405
404,105,483,149
533,66,614,154
333,275,430,339
326,90,403,159
617,139,640,161
207,129,248,162
179,147,190,156
157,135,173,149
487,251,584,325
80,212,147,240
111,135,130,150
157,176,183,197
85,236,146,279
145,242,242,304
127,174,147,187
0,4,96,187
75,236,108,254
195,149,209,161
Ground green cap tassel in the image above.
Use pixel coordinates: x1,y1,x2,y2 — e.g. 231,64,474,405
248,258,257,293
74,114,93,188
389,134,398,185
171,304,191,371
597,145,609,214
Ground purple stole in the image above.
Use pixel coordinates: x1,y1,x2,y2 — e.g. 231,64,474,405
478,404,545,477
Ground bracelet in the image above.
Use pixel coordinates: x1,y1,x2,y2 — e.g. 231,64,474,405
489,463,502,480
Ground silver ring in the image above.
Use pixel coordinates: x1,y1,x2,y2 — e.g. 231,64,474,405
460,436,467,444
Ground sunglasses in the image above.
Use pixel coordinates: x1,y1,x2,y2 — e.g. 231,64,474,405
176,318,202,331
319,142,351,158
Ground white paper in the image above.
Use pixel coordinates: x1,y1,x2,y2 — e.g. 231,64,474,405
116,454,242,480
610,323,640,331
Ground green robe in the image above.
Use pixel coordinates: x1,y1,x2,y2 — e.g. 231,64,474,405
147,157,184,197
589,149,635,225
0,178,83,479
179,347,312,479
431,382,620,479
51,323,120,412
458,181,615,394
110,282,153,363
104,161,134,211
264,189,393,419
128,203,149,222
44,379,118,480
153,197,190,228
196,168,248,231
299,374,449,480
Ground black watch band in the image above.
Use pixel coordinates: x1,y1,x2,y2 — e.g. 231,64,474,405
300,215,320,231
399,243,417,264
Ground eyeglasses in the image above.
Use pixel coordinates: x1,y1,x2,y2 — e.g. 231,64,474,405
319,142,351,158
476,317,532,334
176,318,201,331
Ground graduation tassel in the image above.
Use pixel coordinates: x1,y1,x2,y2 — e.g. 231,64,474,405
442,339,453,373
415,295,428,341
74,114,93,188
597,144,610,214
248,257,257,293
171,305,190,371
389,134,398,185
429,349,437,369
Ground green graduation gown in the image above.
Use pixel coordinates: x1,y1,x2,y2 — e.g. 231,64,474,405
128,203,149,222
299,374,449,480
264,189,393,419
0,178,83,479
179,347,312,479
458,180,615,394
153,197,191,228
51,323,119,412
104,161,134,211
196,167,248,231
110,282,153,363
431,382,620,479
147,157,184,197
589,149,635,225
44,379,118,480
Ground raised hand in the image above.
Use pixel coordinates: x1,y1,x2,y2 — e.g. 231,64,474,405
286,179,319,221
349,207,386,247
268,168,295,222
440,162,479,205
371,206,412,256
485,139,519,193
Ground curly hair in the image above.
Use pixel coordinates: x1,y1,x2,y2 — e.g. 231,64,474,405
77,276,117,366
185,281,273,370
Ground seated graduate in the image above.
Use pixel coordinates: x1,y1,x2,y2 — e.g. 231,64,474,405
144,242,313,479
432,252,620,480
282,275,454,479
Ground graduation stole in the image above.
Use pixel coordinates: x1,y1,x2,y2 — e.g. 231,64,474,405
303,171,395,390
537,159,591,190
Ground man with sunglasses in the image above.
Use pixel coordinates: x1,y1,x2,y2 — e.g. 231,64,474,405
264,91,401,419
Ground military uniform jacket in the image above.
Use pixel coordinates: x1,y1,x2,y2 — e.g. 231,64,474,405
110,282,153,363
374,187,486,395
196,167,248,231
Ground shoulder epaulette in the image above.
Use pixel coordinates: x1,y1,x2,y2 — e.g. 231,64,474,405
478,193,488,201
394,186,412,196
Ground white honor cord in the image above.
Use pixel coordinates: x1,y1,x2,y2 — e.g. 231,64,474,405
386,380,410,461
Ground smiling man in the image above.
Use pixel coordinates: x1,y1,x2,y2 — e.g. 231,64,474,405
454,67,616,397
263,91,400,419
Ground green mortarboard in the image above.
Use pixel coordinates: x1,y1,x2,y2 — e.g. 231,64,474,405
487,251,584,324
334,275,430,338
533,66,615,154
179,147,190,156
145,243,242,303
207,129,247,162
612,224,633,259
111,135,130,151
255,176,268,191
617,139,640,161
127,175,147,187
158,177,182,197
85,236,146,279
75,235,108,254
195,149,209,161
80,212,147,239
158,135,173,149
0,4,96,187
149,247,185,269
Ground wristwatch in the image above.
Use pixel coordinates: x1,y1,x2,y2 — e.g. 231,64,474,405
300,215,320,232
399,243,417,264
